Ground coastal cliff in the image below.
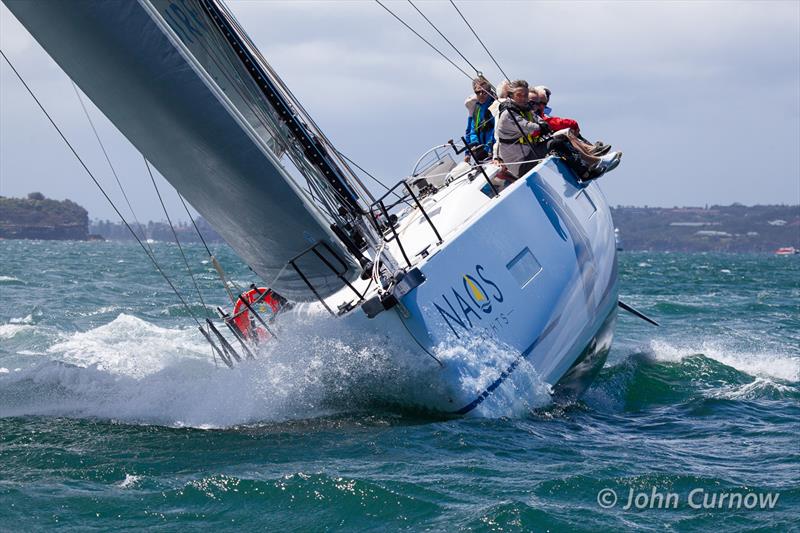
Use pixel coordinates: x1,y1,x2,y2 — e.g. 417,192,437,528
0,193,89,240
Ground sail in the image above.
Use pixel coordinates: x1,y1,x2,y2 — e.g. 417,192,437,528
3,0,361,301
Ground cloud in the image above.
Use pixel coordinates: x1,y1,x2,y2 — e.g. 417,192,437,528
1,0,798,220
0,3,34,55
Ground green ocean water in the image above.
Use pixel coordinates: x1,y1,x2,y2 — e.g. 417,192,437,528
1,240,798,531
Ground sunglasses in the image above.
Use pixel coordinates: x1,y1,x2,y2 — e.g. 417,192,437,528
474,90,488,96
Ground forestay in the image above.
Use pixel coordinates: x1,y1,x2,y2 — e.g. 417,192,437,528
4,0,362,301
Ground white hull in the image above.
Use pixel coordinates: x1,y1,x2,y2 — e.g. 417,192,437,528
317,157,619,415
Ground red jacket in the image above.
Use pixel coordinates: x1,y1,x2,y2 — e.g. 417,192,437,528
541,114,580,133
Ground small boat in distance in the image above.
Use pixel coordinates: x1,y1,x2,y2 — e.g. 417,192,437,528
775,247,798,255
3,0,621,415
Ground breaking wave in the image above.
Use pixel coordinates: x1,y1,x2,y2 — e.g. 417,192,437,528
2,303,796,426
433,337,552,417
0,312,383,426
646,339,799,382
585,338,800,410
0,311,551,426
0,323,36,340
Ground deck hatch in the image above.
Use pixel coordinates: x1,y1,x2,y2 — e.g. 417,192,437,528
506,247,542,288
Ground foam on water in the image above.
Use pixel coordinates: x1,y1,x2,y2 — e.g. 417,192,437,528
648,338,799,382
584,331,800,411
47,314,208,378
0,352,328,427
0,312,403,425
0,311,359,426
118,474,142,489
0,323,35,340
0,309,557,425
9,311,38,325
80,305,121,317
433,337,553,417
708,377,798,400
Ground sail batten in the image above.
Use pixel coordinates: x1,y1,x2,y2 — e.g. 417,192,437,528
3,0,361,301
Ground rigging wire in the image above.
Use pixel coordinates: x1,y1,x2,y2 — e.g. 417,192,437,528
72,78,212,321
176,192,244,302
191,1,398,276
215,0,378,205
70,81,152,250
407,0,482,77
334,150,391,193
144,157,212,320
1,49,203,328
449,0,510,81
179,193,241,303
333,150,407,203
374,0,473,81
202,1,371,222
192,0,391,263
187,8,358,228
177,193,213,258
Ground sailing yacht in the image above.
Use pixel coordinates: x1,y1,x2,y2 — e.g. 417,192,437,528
3,0,619,415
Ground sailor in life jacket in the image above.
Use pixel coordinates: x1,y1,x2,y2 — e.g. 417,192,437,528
492,79,549,179
463,76,495,163
531,86,611,156
529,86,622,180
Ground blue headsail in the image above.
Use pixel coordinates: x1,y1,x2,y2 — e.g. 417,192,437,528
3,0,366,301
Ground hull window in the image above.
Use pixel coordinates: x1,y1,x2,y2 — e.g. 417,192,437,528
506,247,543,288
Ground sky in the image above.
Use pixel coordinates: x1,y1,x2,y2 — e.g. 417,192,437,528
1,0,799,222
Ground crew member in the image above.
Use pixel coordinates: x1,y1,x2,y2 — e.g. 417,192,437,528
464,76,495,162
493,79,547,179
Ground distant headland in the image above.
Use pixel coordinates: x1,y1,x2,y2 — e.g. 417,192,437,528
0,193,91,240
0,193,221,243
611,204,799,253
1,193,797,252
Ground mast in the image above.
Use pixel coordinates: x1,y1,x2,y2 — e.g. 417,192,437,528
181,0,379,266
197,0,363,217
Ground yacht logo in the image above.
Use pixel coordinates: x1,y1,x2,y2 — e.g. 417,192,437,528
464,274,492,313
433,265,505,338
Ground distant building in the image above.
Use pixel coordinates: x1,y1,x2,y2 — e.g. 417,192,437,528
695,230,732,237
